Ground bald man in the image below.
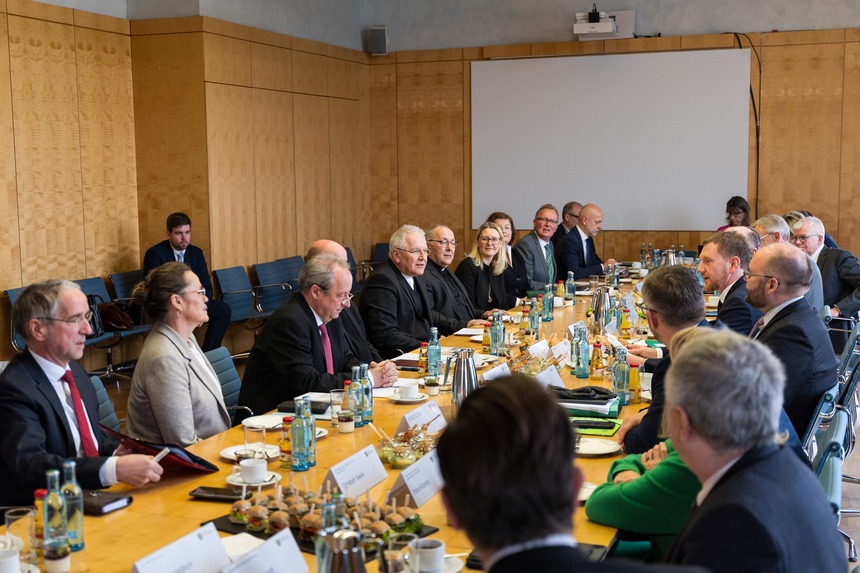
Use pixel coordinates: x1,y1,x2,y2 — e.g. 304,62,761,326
557,203,616,280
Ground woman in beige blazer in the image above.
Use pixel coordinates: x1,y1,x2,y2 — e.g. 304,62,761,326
126,262,230,445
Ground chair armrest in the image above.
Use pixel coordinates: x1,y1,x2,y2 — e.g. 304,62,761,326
226,405,255,417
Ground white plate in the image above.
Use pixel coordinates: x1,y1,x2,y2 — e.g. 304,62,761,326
242,414,288,429
315,427,329,440
578,290,594,296
577,481,598,503
469,335,483,343
388,393,429,404
577,438,623,457
441,556,465,573
226,471,280,488
220,444,280,461
619,278,633,283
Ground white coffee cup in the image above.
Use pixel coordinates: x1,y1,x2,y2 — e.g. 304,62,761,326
394,381,420,400
232,458,267,484
0,550,20,573
409,538,445,572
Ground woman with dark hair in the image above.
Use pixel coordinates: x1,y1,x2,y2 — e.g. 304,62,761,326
486,211,527,301
716,196,750,231
126,262,230,445
456,222,519,312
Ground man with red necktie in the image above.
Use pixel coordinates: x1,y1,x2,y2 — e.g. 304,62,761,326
0,280,163,506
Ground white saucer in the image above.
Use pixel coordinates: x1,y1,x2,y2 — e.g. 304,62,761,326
220,444,279,461
315,427,329,439
577,481,598,503
242,414,288,429
577,438,623,457
440,556,464,573
578,290,594,296
619,278,633,283
469,335,483,343
388,393,429,404
226,471,280,488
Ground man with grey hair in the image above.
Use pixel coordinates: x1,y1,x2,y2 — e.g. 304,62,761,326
550,200,582,247
513,204,561,290
663,330,844,572
241,254,393,414
360,225,435,358
696,231,762,334
0,280,163,506
752,214,824,313
792,215,860,353
745,243,838,433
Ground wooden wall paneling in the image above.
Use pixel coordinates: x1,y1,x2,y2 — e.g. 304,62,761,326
131,33,209,257
396,48,462,64
292,50,328,96
9,15,85,283
7,0,71,24
328,57,360,100
758,42,844,232
250,42,292,91
369,63,398,252
293,94,331,253
357,64,372,260
0,15,19,291
205,83,257,269
482,44,530,59
75,26,139,276
530,41,605,57
839,42,860,255
72,9,129,35
253,88,296,262
603,36,681,54
396,61,465,239
461,59,472,250
329,98,365,254
203,32,251,86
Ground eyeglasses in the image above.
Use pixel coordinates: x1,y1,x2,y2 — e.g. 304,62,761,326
37,311,94,326
321,287,354,305
179,288,206,298
534,217,559,225
635,301,655,315
394,248,429,256
743,270,777,283
790,234,821,243
427,239,456,247
478,236,501,245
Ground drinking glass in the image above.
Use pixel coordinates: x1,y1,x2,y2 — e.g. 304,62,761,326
243,424,266,458
5,507,36,566
588,274,600,291
329,389,344,429
385,533,418,573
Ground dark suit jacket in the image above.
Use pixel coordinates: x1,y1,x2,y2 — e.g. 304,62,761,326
455,257,517,312
143,240,214,298
550,223,573,247
623,355,671,455
664,445,845,573
240,293,358,414
0,351,118,506
817,246,860,353
557,228,604,280
338,304,382,364
513,231,558,291
490,545,705,573
756,299,838,434
716,277,762,335
424,259,479,334
359,259,434,358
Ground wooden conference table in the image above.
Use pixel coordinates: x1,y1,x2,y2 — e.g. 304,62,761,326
71,293,639,572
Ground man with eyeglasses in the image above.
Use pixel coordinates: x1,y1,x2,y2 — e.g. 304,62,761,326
424,225,494,333
557,203,617,280
744,243,837,433
241,254,395,414
143,212,231,351
791,215,860,353
0,280,164,506
513,204,563,290
550,201,582,247
360,225,436,358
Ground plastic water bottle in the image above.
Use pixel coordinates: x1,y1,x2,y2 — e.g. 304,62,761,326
360,363,373,424
489,312,504,355
543,284,554,321
298,397,317,464
61,461,84,552
427,327,442,377
576,328,590,379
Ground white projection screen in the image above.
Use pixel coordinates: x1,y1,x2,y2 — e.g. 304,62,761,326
470,49,751,231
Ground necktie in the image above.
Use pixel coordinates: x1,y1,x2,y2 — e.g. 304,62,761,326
176,251,184,263
544,243,555,283
585,237,596,267
319,324,335,375
61,370,99,456
749,316,765,339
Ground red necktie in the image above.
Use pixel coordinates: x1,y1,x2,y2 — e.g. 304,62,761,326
62,370,99,456
319,324,335,375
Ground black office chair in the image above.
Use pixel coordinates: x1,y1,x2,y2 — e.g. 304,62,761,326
212,267,273,360
204,346,253,426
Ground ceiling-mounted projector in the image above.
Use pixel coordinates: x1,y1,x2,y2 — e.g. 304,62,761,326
573,5,634,41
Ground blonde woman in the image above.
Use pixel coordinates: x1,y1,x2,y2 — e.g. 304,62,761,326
455,222,518,312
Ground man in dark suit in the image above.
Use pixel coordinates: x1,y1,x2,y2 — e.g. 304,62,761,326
143,212,231,351
557,203,617,280
240,255,396,414
663,330,844,573
550,200,582,247
0,280,163,506
792,215,860,353
360,225,435,358
437,375,706,573
512,204,562,291
697,231,762,335
424,224,492,333
746,243,838,433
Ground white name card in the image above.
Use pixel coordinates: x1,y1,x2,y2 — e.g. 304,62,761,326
527,339,551,359
567,320,587,339
389,449,444,508
222,528,307,573
481,362,511,382
323,444,387,497
132,522,230,573
552,339,571,368
395,400,447,434
535,365,565,389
